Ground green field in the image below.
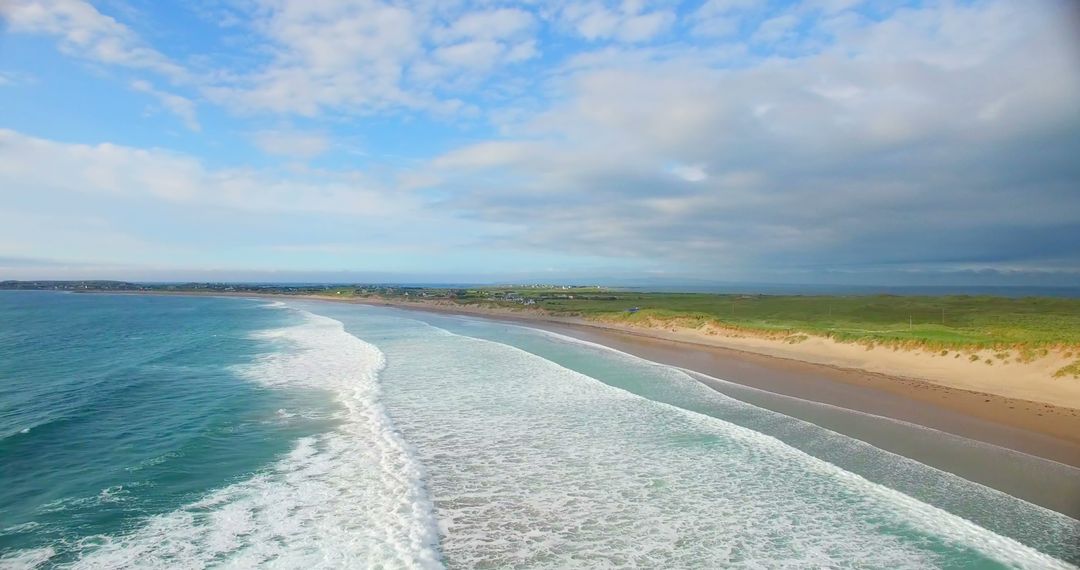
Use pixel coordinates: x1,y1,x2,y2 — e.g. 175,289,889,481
424,288,1080,350
259,284,1080,376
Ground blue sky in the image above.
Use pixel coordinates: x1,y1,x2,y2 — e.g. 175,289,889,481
1,0,1078,284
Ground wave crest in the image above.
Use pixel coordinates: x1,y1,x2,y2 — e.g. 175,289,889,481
51,310,442,569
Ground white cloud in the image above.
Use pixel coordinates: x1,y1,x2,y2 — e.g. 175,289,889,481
2,0,536,119
505,40,539,63
204,0,423,115
429,8,538,73
753,13,800,43
0,210,170,265
1,0,186,79
130,80,200,131
205,1,542,116
804,0,864,15
434,40,504,70
689,0,762,37
0,70,36,86
4,0,1079,278
251,129,331,158
439,8,534,41
668,163,707,182
417,0,1080,269
696,0,763,12
560,2,675,43
433,140,543,170
617,10,675,42
0,129,403,216
568,4,620,40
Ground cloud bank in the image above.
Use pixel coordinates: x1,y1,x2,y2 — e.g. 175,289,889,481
1,0,1078,283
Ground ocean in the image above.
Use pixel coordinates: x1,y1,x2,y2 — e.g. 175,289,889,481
1,291,1078,568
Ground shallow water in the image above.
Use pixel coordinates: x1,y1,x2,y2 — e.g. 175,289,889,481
1,293,1077,568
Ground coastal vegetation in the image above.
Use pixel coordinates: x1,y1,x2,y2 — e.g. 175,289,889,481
389,287,1080,352
1055,361,1080,379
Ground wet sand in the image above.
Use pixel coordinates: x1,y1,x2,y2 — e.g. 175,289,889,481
106,291,1080,462
362,302,1080,518
338,297,1080,458
538,322,1080,464
94,292,1080,515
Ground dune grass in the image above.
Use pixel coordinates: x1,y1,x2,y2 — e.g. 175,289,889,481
451,290,1080,350
1055,361,1080,379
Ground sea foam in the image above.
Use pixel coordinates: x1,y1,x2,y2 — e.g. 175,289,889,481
371,318,1077,569
47,310,442,569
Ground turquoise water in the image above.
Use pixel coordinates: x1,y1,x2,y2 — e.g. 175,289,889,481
1,293,1078,568
0,293,341,566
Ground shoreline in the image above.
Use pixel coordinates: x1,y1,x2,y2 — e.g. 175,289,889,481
315,295,1080,466
87,291,1080,469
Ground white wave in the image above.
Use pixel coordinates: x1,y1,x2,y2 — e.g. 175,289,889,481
519,324,1078,462
57,311,442,569
371,320,1077,569
0,546,56,569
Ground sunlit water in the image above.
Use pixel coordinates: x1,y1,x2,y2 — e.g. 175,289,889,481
1,292,1077,568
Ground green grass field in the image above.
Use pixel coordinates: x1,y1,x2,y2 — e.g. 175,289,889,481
439,289,1080,350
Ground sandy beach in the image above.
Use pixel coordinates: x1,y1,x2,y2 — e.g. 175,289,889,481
302,296,1080,464
91,290,1080,516
100,292,1080,462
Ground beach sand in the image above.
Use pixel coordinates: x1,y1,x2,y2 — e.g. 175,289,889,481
325,297,1080,517
323,297,1080,462
97,291,1080,513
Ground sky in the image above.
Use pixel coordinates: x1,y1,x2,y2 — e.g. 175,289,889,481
1,0,1078,285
